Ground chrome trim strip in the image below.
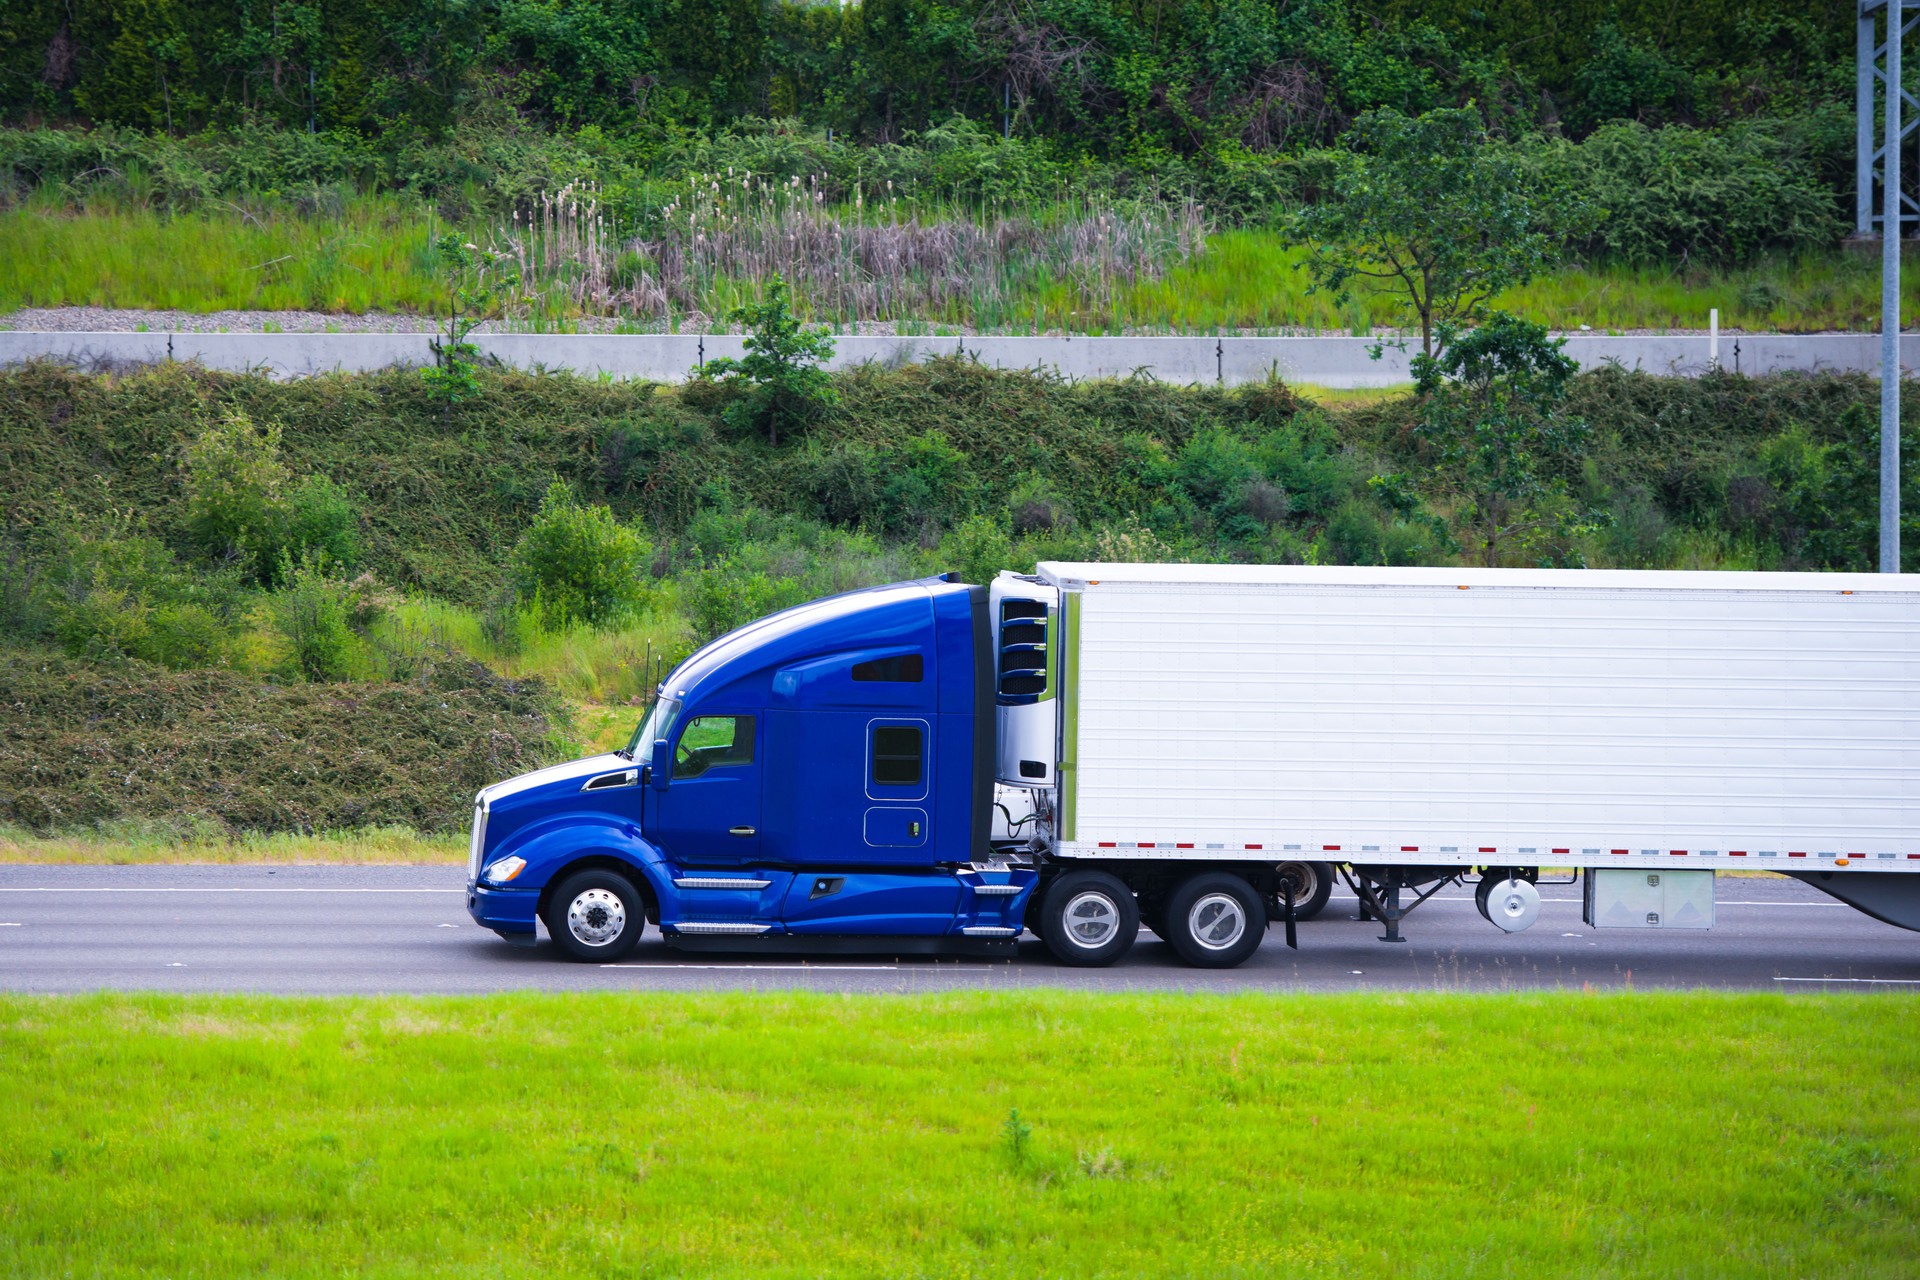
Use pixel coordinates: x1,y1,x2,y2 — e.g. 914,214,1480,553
971,884,1022,896
673,877,773,890
960,925,1019,936
581,769,639,792
674,921,773,935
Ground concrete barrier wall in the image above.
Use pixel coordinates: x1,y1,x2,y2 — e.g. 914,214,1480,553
1,329,1911,387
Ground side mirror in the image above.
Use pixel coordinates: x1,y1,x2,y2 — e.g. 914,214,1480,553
650,739,671,792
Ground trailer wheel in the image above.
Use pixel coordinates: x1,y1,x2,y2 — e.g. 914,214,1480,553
544,868,645,962
1040,871,1139,967
1274,861,1335,922
1165,872,1267,969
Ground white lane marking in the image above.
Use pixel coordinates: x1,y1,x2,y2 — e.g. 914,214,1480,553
167,962,184,967
0,922,21,927
1772,976,1920,985
0,887,461,894
1348,894,1845,908
437,923,459,928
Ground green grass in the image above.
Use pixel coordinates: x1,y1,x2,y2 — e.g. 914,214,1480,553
1092,231,1920,335
0,196,443,314
9,203,1920,333
0,991,1913,1277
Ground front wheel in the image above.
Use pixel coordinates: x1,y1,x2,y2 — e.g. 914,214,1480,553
1165,872,1267,969
544,868,645,962
1040,870,1140,967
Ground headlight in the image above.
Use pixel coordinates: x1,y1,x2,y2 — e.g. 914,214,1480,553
483,856,527,885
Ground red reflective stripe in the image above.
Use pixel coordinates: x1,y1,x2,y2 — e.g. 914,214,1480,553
1098,842,1116,848
1478,847,1496,854
1137,842,1154,849
1401,846,1419,852
1789,851,1807,858
1323,845,1341,851
1670,850,1687,856
1551,848,1569,855
1176,843,1194,849
1245,843,1263,850
1611,849,1629,855
1729,851,1747,857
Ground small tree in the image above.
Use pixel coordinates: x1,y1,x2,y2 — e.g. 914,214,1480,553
509,481,654,630
696,276,838,446
423,235,514,410
1288,107,1596,358
1376,312,1598,567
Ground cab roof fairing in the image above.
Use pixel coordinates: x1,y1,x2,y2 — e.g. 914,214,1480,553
655,576,974,710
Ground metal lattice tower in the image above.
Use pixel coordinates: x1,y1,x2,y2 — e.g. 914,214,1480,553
1859,0,1919,236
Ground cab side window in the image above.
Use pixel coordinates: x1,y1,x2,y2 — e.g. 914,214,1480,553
674,715,755,779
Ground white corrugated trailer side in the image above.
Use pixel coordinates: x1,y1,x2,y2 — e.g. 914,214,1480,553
1036,563,1920,879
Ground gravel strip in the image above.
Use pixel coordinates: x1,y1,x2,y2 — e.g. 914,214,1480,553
0,306,1795,338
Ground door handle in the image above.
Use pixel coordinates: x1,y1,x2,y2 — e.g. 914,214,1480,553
729,825,756,837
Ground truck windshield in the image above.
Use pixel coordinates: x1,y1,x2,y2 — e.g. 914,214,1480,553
624,696,681,762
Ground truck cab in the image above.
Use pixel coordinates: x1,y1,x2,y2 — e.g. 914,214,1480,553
465,575,1038,960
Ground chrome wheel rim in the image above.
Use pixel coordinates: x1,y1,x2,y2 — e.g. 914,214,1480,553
1061,891,1120,950
566,888,627,947
1187,892,1247,951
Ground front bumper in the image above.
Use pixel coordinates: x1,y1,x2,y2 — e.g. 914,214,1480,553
468,880,540,940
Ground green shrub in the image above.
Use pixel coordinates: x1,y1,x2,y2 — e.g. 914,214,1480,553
682,558,809,644
271,556,358,681
1524,121,1846,266
283,475,362,571
181,409,288,576
510,481,654,629
695,277,837,448
181,409,361,583
941,516,1013,585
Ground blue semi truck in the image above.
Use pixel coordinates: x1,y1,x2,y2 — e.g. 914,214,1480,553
467,564,1920,967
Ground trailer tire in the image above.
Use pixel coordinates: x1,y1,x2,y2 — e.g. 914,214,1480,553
1040,871,1139,967
544,868,645,962
1165,872,1267,969
1275,861,1335,922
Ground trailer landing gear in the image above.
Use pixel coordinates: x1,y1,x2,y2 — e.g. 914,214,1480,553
1341,866,1463,942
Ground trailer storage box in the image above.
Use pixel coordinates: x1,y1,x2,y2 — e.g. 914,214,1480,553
1035,563,1920,874
1583,869,1715,929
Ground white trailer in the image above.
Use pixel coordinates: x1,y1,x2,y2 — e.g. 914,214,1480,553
989,563,1920,959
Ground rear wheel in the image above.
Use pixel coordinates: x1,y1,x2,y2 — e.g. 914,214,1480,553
544,868,645,962
1165,872,1267,969
1040,871,1140,967
1274,860,1335,921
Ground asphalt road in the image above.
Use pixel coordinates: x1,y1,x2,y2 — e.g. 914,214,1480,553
2,865,1917,995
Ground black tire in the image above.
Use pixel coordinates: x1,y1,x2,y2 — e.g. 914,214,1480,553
1165,871,1267,969
1040,870,1140,967
1023,881,1050,941
1274,860,1335,922
543,868,645,962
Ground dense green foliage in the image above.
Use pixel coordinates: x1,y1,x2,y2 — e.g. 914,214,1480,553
0,651,563,832
0,0,1861,271
1,0,1854,150
3,357,1910,832
2,991,1915,1275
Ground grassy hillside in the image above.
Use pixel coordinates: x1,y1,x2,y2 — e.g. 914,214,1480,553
1,357,1908,838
